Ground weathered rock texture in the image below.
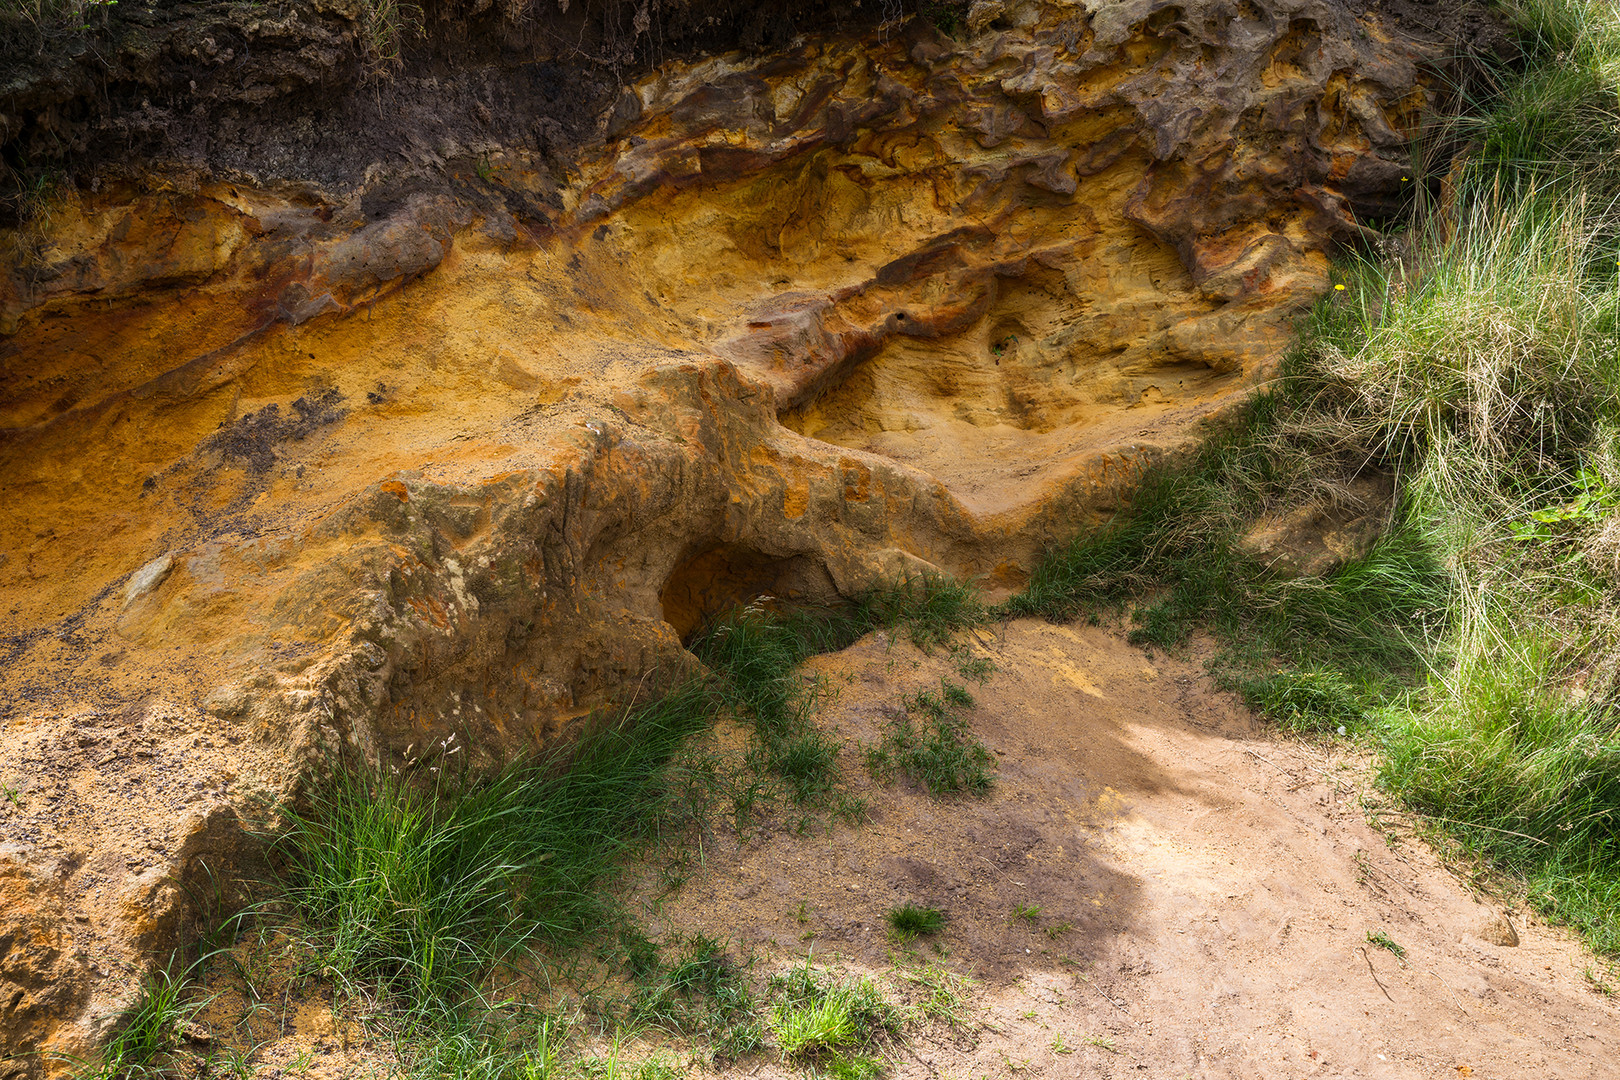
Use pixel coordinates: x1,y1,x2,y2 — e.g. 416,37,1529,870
0,0,1453,1070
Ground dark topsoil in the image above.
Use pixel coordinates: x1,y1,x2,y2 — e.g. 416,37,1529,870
0,0,1510,227
0,0,912,221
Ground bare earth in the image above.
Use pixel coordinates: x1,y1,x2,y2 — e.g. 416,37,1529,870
649,619,1620,1080
199,618,1620,1080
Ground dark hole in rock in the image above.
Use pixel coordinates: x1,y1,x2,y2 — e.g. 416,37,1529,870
660,544,839,641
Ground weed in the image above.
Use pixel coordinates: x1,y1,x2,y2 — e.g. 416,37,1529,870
865,679,993,796
896,961,973,1026
1,782,19,807
77,960,211,1079
1043,922,1073,940
954,654,996,684
1011,903,1041,924
1365,930,1407,962
885,904,945,941
1050,1034,1073,1054
831,792,870,826
768,962,904,1061
1083,1034,1117,1053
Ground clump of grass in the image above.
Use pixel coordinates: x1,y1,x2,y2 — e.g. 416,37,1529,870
865,679,993,796
695,576,985,808
767,962,904,1063
399,1013,568,1080
272,681,715,1018
625,933,756,1035
1233,666,1369,734
1010,903,1041,924
75,961,211,1080
895,961,973,1025
1365,929,1407,962
885,903,945,941
859,575,987,652
996,410,1448,679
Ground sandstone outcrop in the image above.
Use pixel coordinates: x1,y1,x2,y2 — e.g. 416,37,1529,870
0,0,1454,1070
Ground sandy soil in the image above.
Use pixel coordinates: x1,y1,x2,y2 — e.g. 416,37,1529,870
645,619,1620,1080
197,619,1620,1080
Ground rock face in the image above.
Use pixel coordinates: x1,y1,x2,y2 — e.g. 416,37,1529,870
0,0,1451,1069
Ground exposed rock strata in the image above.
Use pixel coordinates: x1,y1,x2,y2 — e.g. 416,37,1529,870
0,0,1449,1070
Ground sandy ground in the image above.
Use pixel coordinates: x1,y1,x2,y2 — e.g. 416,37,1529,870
646,620,1620,1080
200,618,1620,1080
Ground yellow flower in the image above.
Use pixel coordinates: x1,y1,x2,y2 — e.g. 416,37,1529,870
1335,284,1346,291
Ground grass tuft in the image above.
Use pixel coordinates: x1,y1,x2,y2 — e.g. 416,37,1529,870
768,962,904,1061
76,961,210,1080
273,683,715,1017
885,904,945,941
865,679,993,796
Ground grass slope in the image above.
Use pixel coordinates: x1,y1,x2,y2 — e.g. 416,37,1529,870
1003,0,1620,956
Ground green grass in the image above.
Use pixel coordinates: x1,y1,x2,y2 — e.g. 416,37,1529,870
1010,903,1040,925
999,0,1620,957
894,961,973,1025
270,573,985,1027
273,682,716,1018
695,578,985,808
1365,929,1407,962
864,679,993,796
767,962,904,1063
204,575,985,1078
73,961,211,1079
884,904,945,941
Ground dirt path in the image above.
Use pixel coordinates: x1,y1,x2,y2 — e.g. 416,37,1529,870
652,619,1620,1080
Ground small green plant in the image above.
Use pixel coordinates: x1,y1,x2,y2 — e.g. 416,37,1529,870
1584,965,1617,997
885,903,945,941
79,960,211,1080
768,962,904,1061
273,680,716,1017
1043,921,1073,940
919,0,970,37
824,1054,885,1080
831,792,870,826
896,961,973,1025
1083,1034,1117,1053
1,782,20,807
1366,929,1406,961
1509,466,1620,541
865,679,993,796
1050,1034,1073,1054
1011,903,1041,924
954,654,995,684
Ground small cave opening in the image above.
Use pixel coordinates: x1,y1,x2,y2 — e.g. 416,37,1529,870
659,543,840,642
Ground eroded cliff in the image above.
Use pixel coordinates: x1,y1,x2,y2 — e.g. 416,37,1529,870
0,0,1459,1069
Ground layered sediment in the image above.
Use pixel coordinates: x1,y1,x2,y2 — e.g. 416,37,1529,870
0,0,1451,1069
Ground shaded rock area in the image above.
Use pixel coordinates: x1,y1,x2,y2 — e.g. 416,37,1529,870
0,0,1472,1071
